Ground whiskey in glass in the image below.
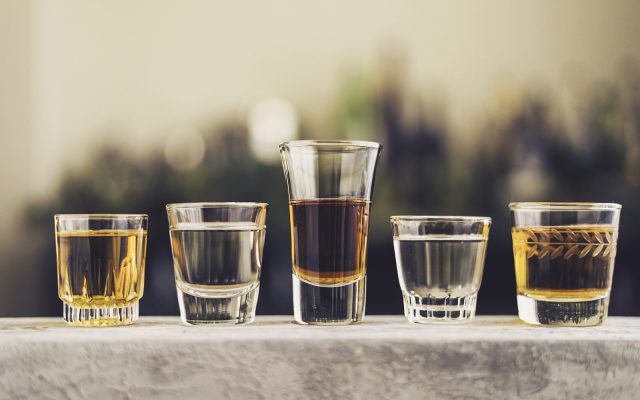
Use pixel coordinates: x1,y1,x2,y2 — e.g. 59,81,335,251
55,214,148,326
510,202,621,326
280,140,381,325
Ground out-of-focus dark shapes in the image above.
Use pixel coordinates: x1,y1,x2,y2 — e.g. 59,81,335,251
18,58,640,317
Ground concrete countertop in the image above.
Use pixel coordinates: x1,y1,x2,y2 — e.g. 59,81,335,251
0,316,638,400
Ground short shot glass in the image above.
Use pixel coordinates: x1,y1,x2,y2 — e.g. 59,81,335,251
55,214,148,326
510,202,621,326
390,216,491,324
166,202,267,325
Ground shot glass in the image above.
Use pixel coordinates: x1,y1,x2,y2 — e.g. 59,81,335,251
510,202,621,326
280,140,381,325
55,214,148,326
390,216,491,324
166,202,267,325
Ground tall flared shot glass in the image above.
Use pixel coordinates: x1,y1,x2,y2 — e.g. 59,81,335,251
280,140,381,325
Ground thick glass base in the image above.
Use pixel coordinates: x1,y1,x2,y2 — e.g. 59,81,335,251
292,274,365,325
517,294,609,326
403,292,477,324
63,302,139,327
176,284,259,325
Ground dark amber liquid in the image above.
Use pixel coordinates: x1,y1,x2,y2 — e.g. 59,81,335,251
289,199,371,285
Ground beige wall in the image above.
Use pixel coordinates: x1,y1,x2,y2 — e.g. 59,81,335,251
1,0,639,237
0,1,34,241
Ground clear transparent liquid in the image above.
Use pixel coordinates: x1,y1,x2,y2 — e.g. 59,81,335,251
393,234,487,322
394,235,487,297
170,222,264,324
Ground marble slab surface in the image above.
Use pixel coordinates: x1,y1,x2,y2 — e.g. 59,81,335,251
0,316,638,400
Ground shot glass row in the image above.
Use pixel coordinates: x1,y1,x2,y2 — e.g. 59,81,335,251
55,200,621,328
54,140,621,327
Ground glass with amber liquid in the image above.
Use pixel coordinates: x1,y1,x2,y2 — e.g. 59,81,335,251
510,203,621,326
281,140,381,324
290,199,370,285
55,214,148,326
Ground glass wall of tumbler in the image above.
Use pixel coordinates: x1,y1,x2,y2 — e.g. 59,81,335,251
55,214,148,326
280,140,381,325
390,216,491,324
510,202,621,326
166,202,267,325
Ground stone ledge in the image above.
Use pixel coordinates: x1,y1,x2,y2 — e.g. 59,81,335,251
0,316,638,399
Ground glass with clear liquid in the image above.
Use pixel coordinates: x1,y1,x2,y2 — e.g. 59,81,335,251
391,216,491,323
167,203,267,325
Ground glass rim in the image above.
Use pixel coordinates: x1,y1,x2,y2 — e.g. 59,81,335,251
279,140,381,151
166,202,268,210
390,215,491,224
508,202,622,211
54,214,148,220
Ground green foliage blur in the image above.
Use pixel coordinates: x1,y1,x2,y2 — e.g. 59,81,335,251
22,62,640,317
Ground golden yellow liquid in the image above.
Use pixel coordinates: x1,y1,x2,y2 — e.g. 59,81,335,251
512,225,616,301
56,230,147,310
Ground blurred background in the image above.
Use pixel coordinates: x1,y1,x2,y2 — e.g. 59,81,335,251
1,0,639,317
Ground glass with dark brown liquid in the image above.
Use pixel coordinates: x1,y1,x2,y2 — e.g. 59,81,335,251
280,139,380,325
290,199,370,286
289,198,370,324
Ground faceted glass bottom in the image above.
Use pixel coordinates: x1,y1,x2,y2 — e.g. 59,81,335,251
517,294,608,327
63,302,139,327
293,274,366,325
176,285,259,326
403,292,477,324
